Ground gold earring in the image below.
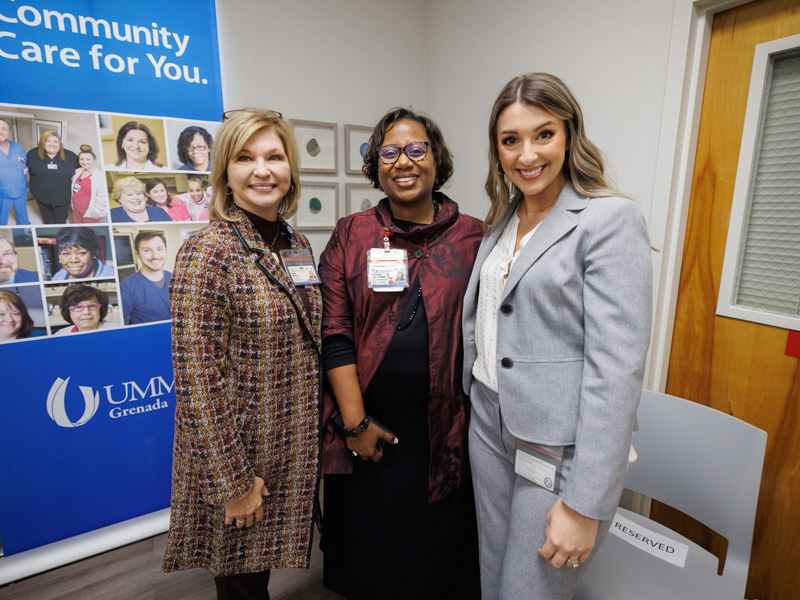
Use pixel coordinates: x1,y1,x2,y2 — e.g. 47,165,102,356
496,161,505,177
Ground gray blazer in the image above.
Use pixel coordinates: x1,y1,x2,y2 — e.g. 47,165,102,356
462,182,652,520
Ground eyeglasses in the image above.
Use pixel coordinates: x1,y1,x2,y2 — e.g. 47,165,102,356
0,250,17,260
0,311,21,319
188,145,208,152
68,303,101,313
378,142,430,164
222,109,282,121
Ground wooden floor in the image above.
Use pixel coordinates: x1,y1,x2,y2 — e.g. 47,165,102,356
0,533,342,600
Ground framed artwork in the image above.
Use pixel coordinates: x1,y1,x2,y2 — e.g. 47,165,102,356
291,119,338,174
344,124,373,174
346,183,384,215
296,181,338,230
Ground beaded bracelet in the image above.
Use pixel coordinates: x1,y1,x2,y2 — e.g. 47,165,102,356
342,416,370,437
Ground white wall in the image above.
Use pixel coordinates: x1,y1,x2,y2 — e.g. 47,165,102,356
217,0,678,250
426,0,677,225
216,0,429,256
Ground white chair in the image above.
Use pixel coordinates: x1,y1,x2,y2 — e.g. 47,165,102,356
574,390,767,599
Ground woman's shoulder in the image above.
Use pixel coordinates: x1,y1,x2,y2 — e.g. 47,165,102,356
146,206,172,220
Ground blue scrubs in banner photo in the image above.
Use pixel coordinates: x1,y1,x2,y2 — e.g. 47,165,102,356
121,270,171,325
110,206,172,223
0,141,30,225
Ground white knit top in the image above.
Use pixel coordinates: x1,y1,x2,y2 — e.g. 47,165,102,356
473,210,541,392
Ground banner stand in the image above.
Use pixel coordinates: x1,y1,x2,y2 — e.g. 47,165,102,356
0,509,169,585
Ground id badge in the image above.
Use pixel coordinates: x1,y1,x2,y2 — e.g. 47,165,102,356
279,249,321,285
73,182,82,193
367,248,409,292
47,163,58,170
514,440,563,494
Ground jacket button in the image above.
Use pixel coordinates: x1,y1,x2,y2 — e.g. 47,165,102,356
501,304,513,315
413,249,423,259
501,357,513,368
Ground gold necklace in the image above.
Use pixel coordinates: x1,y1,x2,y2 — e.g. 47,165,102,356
265,224,281,262
518,201,557,216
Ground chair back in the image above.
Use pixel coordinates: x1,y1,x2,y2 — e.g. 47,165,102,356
575,390,767,599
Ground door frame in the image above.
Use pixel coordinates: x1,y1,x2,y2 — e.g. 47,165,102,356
648,0,756,391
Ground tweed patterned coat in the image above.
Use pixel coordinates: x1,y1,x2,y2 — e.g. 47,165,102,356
163,207,322,577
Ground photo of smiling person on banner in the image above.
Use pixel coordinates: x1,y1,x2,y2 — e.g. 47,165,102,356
0,289,45,343
0,118,30,226
45,226,115,281
120,229,172,325
51,282,121,336
27,130,79,224
71,145,108,224
0,230,38,285
104,118,169,172
177,126,214,172
179,175,211,221
145,178,191,222
110,176,173,223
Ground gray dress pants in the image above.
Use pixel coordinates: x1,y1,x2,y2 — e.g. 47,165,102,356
468,380,612,600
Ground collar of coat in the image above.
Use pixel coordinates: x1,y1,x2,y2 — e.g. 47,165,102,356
225,204,321,354
374,191,461,237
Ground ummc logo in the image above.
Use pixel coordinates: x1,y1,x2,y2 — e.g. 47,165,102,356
46,375,174,428
46,377,100,428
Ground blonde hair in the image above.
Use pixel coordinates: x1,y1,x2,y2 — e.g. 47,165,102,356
37,130,66,162
111,176,146,202
209,109,300,222
484,73,619,233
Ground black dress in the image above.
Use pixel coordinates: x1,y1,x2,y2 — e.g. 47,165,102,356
321,221,481,600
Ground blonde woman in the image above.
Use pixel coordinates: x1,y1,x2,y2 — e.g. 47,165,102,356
109,177,171,223
462,73,652,599
26,130,78,223
163,108,322,599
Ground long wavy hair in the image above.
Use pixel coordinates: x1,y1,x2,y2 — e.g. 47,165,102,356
484,73,618,233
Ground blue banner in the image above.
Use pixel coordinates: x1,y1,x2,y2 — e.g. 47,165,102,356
0,325,175,553
0,0,222,556
0,0,222,121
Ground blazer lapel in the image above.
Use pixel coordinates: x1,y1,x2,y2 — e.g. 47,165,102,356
464,201,517,310
501,183,588,299
229,212,321,354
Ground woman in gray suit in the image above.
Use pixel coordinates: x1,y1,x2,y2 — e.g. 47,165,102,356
462,72,652,599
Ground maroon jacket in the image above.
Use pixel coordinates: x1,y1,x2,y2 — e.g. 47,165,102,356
318,193,483,502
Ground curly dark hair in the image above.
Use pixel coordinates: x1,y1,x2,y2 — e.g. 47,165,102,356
361,107,453,192
176,126,213,166
60,284,109,326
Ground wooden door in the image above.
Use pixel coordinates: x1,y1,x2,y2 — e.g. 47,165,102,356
662,0,800,597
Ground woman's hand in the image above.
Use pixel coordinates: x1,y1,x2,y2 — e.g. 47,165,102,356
224,475,270,529
537,498,599,568
346,421,397,462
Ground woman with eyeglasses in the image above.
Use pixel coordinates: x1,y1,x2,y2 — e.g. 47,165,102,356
176,126,213,172
50,226,115,281
318,107,482,600
462,73,652,599
163,108,322,600
53,284,118,335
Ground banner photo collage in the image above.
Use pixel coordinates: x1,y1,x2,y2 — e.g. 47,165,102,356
1,105,219,343
0,0,223,557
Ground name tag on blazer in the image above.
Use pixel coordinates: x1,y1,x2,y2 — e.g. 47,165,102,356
514,439,564,494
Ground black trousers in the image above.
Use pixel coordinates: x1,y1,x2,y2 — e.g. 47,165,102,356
36,200,69,224
214,570,271,600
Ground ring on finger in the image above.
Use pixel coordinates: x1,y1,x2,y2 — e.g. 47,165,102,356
567,558,580,568
235,519,245,526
